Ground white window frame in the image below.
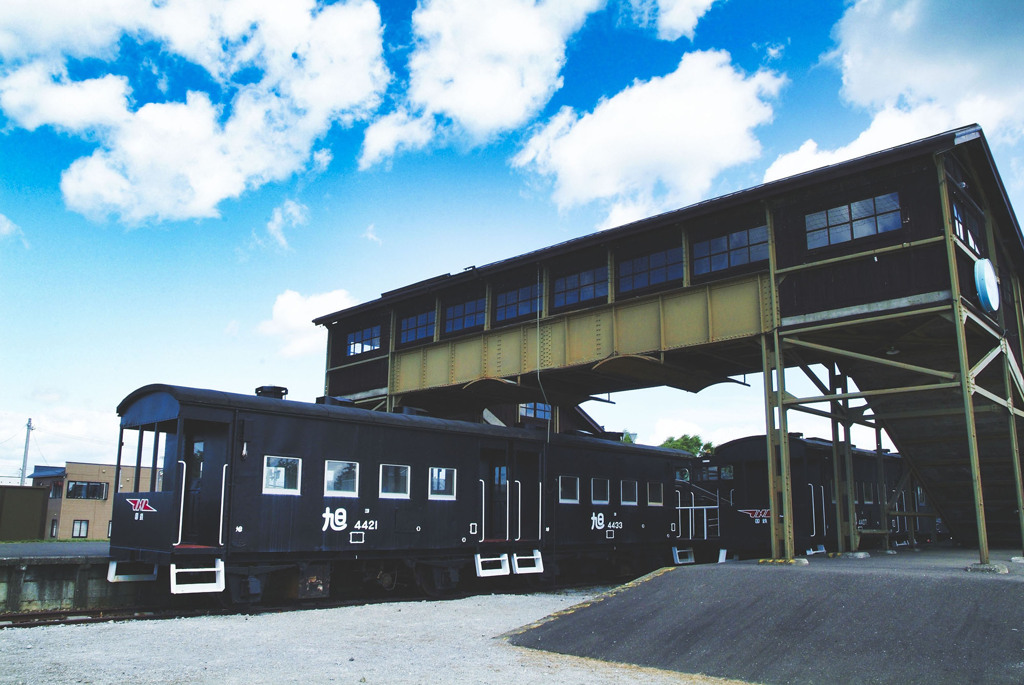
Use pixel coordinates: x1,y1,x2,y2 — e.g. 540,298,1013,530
379,463,411,499
428,466,457,500
591,477,610,505
72,519,89,538
324,460,359,498
647,481,664,506
558,475,580,504
262,455,302,496
621,480,638,506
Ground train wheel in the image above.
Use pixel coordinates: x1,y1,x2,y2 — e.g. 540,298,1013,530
414,563,459,598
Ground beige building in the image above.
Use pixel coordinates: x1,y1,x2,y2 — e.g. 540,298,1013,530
29,462,161,540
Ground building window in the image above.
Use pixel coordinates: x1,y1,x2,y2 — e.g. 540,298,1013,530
693,225,769,276
428,467,457,500
324,460,359,497
951,198,983,254
50,519,58,538
380,464,411,499
591,478,610,505
621,480,638,505
107,520,112,538
444,298,485,333
263,455,301,495
399,311,435,344
66,481,108,500
553,267,607,309
619,247,683,293
72,520,89,538
519,402,551,420
495,284,540,322
805,192,901,249
647,482,664,506
346,326,381,356
559,476,580,503
48,481,63,498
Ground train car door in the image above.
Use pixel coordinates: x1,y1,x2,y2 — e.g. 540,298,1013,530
179,420,229,547
478,446,543,543
512,449,542,542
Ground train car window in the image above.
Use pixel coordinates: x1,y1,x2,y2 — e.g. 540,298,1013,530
864,481,875,504
647,482,664,506
428,467,457,500
324,460,359,497
263,455,301,495
674,468,689,482
380,464,411,499
558,476,579,504
720,465,734,480
621,480,638,506
591,478,610,505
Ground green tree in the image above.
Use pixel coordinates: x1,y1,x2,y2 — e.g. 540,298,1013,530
660,434,714,457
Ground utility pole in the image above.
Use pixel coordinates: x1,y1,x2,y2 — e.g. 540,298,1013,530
20,418,33,486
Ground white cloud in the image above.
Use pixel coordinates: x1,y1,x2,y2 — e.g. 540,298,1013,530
652,0,719,41
0,212,28,248
764,104,956,182
0,62,130,132
767,0,1024,187
311,149,332,174
0,0,389,223
514,49,785,226
266,200,309,250
622,0,719,41
258,289,360,358
361,0,601,167
363,223,382,245
359,109,436,170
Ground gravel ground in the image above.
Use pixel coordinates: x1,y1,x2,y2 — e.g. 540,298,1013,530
0,589,743,685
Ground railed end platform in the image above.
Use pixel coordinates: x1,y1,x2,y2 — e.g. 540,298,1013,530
507,547,1024,685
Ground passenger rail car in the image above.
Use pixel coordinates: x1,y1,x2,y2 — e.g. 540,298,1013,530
107,384,698,602
679,434,943,558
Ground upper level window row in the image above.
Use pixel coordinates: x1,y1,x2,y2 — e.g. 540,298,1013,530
445,298,485,333
619,247,684,293
495,284,540,322
554,267,608,308
399,310,435,344
693,226,768,276
806,192,901,250
346,325,381,356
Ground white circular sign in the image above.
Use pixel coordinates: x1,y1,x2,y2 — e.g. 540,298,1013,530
974,258,1000,313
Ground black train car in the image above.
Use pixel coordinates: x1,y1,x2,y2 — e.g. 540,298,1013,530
680,434,944,559
108,384,697,601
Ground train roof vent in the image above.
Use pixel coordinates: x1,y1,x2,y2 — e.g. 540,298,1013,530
255,385,288,400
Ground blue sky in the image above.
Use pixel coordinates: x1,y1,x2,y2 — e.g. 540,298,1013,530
2,0,1024,479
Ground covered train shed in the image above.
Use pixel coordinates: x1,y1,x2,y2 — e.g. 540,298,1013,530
315,125,1024,565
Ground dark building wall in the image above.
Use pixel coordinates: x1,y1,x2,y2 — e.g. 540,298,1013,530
0,486,48,541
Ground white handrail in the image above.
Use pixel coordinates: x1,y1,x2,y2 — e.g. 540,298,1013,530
809,483,817,538
505,474,510,541
515,480,522,541
820,485,827,535
218,464,228,546
479,479,486,542
537,482,542,540
175,460,186,546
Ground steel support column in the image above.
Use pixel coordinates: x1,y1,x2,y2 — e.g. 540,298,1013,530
762,333,795,559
